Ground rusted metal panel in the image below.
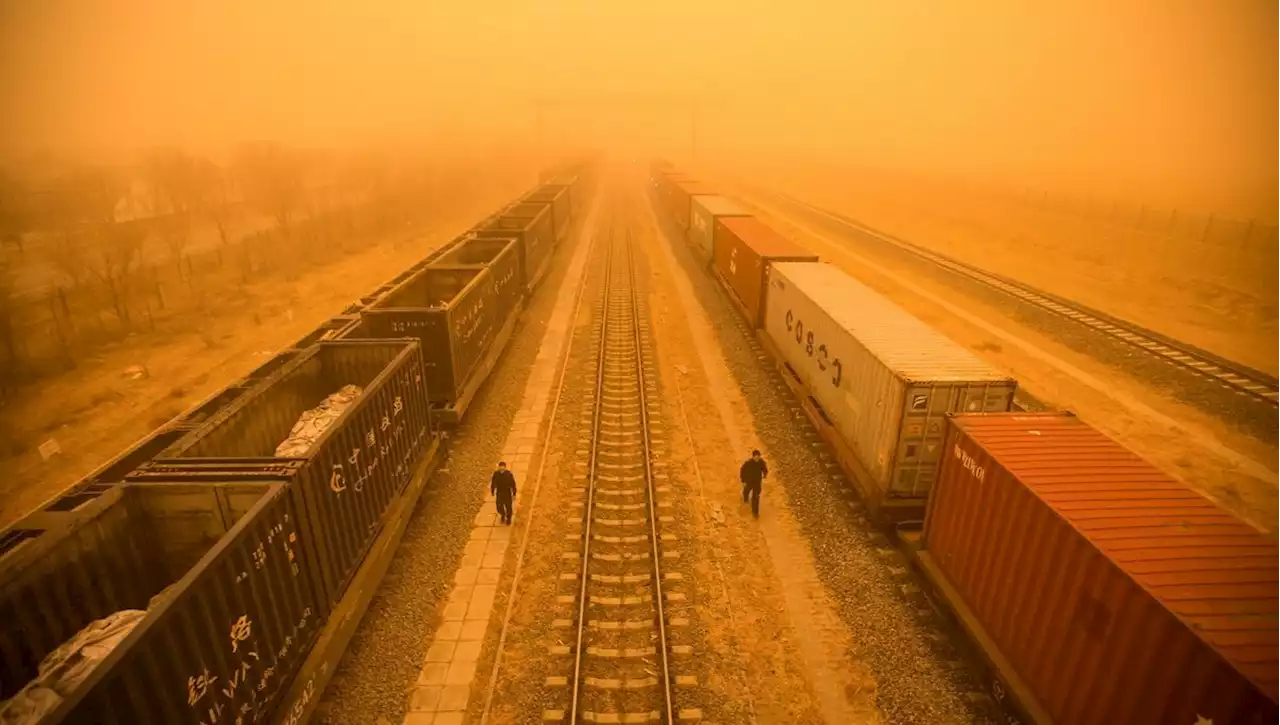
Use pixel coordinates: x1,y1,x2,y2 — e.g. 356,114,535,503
688,195,750,265
2,483,323,724
712,217,817,327
129,341,435,613
763,262,1015,512
925,412,1279,725
361,266,495,404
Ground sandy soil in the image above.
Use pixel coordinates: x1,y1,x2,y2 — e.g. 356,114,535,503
730,165,1277,377
0,185,522,529
727,188,1279,533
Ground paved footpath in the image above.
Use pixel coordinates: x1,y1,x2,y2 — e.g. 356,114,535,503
401,196,602,725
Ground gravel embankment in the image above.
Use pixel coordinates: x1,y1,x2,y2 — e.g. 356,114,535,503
647,194,995,725
312,212,592,725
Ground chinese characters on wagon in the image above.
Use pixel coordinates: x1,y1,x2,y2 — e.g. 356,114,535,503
185,606,313,725
328,386,421,497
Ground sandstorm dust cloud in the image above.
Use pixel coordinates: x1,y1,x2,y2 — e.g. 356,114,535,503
0,0,1273,217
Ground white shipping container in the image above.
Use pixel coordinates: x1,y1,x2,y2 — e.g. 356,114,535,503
764,262,1017,501
689,195,749,265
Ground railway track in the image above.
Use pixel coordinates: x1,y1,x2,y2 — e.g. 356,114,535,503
757,186,1280,409
543,221,693,723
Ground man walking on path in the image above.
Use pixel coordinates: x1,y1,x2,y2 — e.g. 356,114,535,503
739,449,768,518
491,461,517,525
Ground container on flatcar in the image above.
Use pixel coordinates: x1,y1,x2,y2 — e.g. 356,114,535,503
126,340,435,613
763,262,1015,520
711,216,816,320
475,202,555,292
0,482,321,724
922,412,1279,725
359,267,497,408
669,181,717,230
522,185,572,241
656,172,693,214
688,195,751,265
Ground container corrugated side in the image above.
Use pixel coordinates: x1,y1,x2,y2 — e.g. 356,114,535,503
712,217,817,327
477,203,554,291
434,236,525,325
688,195,750,265
671,182,717,230
925,412,1278,725
524,185,571,240
128,341,434,613
361,267,495,403
4,483,323,724
763,262,1015,503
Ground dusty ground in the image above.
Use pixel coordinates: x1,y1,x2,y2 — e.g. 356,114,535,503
0,183,522,529
729,164,1277,376
720,185,1279,533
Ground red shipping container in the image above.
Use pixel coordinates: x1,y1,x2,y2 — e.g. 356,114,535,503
925,412,1278,725
712,216,818,327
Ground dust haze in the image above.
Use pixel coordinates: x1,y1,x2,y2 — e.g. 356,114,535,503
1,0,1274,217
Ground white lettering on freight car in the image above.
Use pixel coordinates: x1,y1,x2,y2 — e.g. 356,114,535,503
953,445,986,483
329,464,347,493
189,669,217,706
229,616,252,653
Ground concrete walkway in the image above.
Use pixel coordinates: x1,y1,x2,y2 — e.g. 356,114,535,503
402,195,602,725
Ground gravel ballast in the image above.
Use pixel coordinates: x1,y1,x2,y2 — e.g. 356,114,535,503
311,200,598,725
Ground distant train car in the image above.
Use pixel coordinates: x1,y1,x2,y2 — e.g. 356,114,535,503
668,181,717,231
710,216,817,322
921,412,1278,725
688,195,751,266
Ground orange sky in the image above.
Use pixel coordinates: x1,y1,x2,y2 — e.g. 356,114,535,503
1,0,1274,216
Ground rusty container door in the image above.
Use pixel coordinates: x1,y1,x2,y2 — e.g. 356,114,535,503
925,412,1279,725
713,217,818,328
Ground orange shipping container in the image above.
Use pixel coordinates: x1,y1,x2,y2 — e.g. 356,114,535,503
924,412,1278,725
712,216,818,327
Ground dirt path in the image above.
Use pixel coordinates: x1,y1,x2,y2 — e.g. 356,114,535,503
734,189,1278,533
735,166,1277,375
0,186,520,529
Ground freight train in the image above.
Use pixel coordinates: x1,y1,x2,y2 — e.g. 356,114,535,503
0,163,596,725
648,158,1278,725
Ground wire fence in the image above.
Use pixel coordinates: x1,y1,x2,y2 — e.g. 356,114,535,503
1019,189,1278,254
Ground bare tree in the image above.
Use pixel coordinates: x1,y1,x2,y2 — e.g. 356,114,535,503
0,170,30,254
236,142,305,238
144,149,206,276
83,220,146,326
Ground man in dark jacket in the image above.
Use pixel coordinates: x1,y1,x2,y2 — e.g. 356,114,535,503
491,461,517,525
739,449,768,518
